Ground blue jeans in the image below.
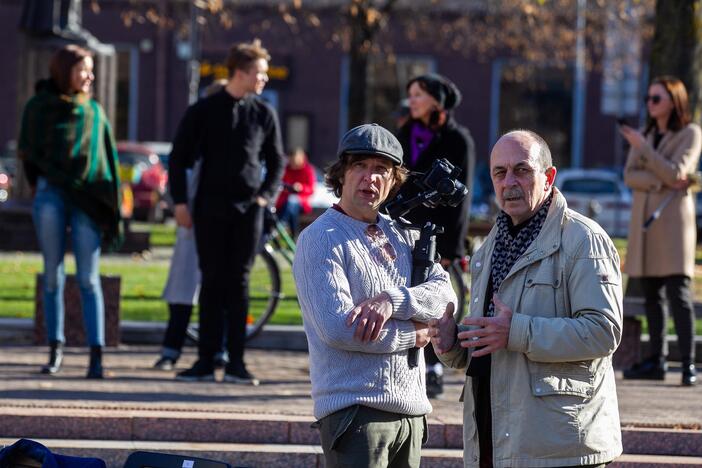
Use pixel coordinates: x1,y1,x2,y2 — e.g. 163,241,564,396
278,196,302,236
33,178,105,346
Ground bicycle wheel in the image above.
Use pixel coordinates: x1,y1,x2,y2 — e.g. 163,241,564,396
247,247,282,340
447,261,468,323
182,247,282,344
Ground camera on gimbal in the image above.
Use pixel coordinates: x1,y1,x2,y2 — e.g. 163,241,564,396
382,157,469,368
412,158,467,208
384,158,468,220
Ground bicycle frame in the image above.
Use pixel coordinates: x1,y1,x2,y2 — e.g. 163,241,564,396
265,216,296,265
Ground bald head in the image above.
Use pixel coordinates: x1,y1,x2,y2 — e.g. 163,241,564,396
499,130,552,172
490,130,557,225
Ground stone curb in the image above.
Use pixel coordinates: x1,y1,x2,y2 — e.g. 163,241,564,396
1,438,701,468
1,407,700,457
3,318,702,360
0,318,310,351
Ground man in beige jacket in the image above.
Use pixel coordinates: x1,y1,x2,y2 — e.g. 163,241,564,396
429,130,623,467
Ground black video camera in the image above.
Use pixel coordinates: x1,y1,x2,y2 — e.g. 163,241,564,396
384,158,468,220
412,158,467,208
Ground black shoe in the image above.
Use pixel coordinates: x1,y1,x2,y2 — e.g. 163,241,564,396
623,355,667,380
41,341,64,375
682,361,698,386
86,346,104,379
176,360,215,382
223,362,259,386
213,352,229,370
153,356,177,371
426,370,444,398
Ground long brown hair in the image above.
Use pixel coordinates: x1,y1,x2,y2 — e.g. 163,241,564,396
325,154,408,198
49,44,93,94
644,76,692,135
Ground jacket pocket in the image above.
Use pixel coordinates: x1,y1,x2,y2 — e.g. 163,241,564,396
528,361,594,398
522,261,562,317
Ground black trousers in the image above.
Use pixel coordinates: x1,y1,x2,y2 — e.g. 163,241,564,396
162,303,193,353
472,374,493,468
641,275,696,362
194,204,263,365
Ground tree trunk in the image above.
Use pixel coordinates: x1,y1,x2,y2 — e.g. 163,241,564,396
346,3,372,129
649,0,702,121
345,0,397,130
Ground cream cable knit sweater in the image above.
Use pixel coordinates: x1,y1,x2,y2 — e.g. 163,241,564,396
294,208,456,419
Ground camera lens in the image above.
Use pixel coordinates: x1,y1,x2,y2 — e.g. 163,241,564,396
437,178,455,195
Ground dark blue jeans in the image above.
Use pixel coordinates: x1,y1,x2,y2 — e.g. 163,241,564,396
278,196,302,237
32,178,104,346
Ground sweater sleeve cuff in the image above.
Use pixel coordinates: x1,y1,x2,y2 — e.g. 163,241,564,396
385,287,410,320
507,312,530,353
395,320,417,349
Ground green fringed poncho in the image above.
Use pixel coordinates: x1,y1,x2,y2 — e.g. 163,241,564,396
18,80,122,249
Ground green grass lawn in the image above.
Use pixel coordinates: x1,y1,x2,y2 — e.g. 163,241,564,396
0,225,700,334
0,222,300,326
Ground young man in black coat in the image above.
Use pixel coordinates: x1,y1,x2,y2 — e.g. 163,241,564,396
168,40,285,384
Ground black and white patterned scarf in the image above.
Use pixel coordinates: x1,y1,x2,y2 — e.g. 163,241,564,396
487,192,553,316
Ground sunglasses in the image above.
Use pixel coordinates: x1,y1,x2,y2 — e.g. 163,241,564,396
644,94,662,105
366,224,397,263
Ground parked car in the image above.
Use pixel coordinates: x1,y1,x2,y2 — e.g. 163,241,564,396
117,141,169,222
140,141,173,169
556,168,631,238
308,165,338,211
0,160,11,203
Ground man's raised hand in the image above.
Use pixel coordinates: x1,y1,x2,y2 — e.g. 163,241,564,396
428,302,456,354
459,294,512,357
174,204,193,228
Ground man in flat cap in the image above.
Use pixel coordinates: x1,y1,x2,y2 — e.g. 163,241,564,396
293,123,457,467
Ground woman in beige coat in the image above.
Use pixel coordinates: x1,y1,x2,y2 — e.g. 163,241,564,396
621,76,701,386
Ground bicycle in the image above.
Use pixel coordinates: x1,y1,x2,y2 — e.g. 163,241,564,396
245,205,296,339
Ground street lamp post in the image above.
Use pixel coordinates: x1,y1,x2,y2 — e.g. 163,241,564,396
187,2,201,105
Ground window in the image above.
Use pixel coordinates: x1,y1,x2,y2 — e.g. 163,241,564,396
498,62,572,167
286,114,310,153
367,56,435,130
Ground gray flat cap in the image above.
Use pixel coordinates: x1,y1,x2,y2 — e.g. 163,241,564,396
336,123,403,165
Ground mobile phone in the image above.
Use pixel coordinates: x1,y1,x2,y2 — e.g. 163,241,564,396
616,117,630,127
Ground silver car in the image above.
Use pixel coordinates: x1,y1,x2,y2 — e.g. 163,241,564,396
556,168,631,238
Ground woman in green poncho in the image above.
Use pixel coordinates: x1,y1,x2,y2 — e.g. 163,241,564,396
18,44,122,379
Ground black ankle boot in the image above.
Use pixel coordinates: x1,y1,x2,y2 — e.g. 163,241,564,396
86,346,103,379
41,341,64,374
623,355,667,380
682,360,697,386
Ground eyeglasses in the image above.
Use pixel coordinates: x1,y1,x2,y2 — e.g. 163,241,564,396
644,94,662,105
365,224,397,263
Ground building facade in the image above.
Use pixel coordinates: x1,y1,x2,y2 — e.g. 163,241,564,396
1,0,647,174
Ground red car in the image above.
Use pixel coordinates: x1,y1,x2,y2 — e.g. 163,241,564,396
117,141,169,222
